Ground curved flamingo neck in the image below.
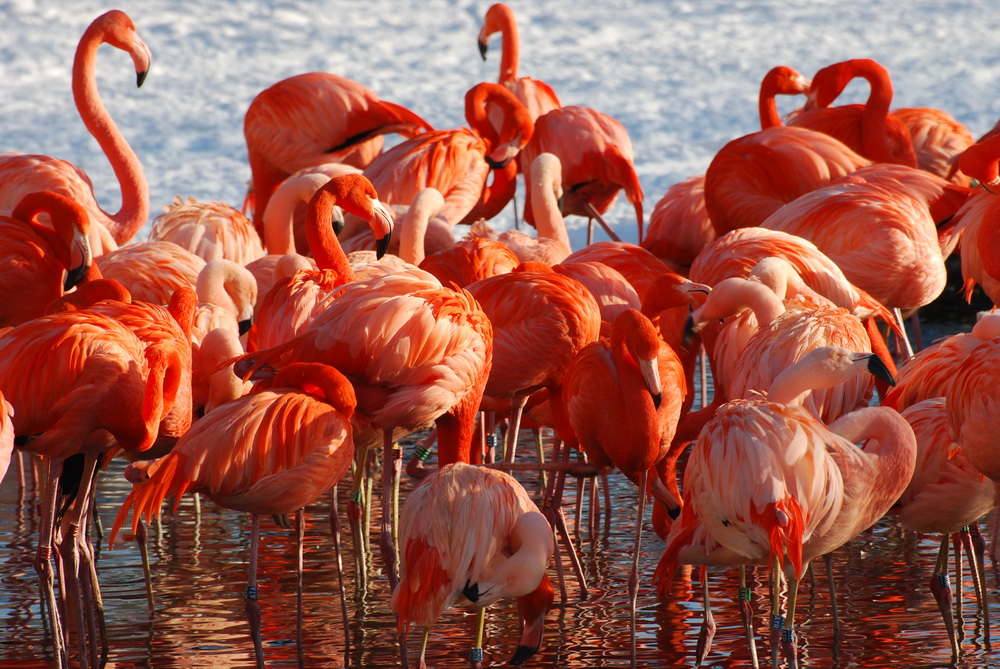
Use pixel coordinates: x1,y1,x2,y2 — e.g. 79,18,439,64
529,155,571,255
263,173,329,254
494,5,520,83
305,189,356,283
73,21,149,244
850,60,898,165
959,135,1000,188
397,188,444,265
466,85,502,147
828,406,917,504
698,278,785,325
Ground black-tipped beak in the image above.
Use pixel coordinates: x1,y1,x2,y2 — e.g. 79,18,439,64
332,212,345,236
238,319,252,336
668,503,681,520
63,262,90,291
478,40,489,60
376,233,391,259
509,644,540,666
137,70,148,88
681,309,697,350
867,353,897,387
486,155,512,170
462,581,481,603
651,391,662,410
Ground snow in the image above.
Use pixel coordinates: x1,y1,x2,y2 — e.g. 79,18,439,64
1,0,997,250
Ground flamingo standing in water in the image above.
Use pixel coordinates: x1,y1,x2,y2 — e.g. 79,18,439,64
0,309,183,668
0,191,93,327
644,65,812,268
0,10,152,255
359,82,534,229
392,461,554,668
562,308,686,665
111,362,357,669
243,72,432,230
664,346,912,667
0,393,12,485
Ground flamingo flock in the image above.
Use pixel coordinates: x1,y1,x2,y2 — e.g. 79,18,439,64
3,4,1000,669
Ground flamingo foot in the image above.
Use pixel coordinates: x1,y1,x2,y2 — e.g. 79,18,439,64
930,572,961,660
780,628,798,669
245,586,265,669
695,606,717,666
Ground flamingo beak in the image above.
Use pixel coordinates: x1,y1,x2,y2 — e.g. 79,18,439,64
478,39,489,60
862,352,897,387
64,231,93,290
639,357,662,408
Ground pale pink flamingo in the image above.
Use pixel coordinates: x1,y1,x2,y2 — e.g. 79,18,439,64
896,398,999,660
0,10,152,255
553,261,641,325
669,346,912,666
790,58,917,167
0,191,93,327
360,82,533,228
243,72,432,230
644,66,811,268
392,461,554,667
562,308,686,663
341,187,453,264
95,241,205,305
0,309,182,668
891,107,975,186
148,196,265,265
466,152,573,264
0,392,12,485
110,362,357,667
518,105,643,243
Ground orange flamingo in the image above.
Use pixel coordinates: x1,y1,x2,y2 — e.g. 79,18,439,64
946,332,1000,482
236,175,494,594
418,237,520,288
896,398,999,660
360,82,533,229
561,241,683,304
790,58,917,167
340,187,453,265
478,3,561,124
950,135,1000,306
0,309,182,667
243,72,432,230
149,196,266,265
664,346,911,667
644,65,811,268
0,191,93,327
392,461,554,667
562,308,685,664
0,392,12,485
0,10,151,254
891,107,974,186
466,152,573,264
110,362,356,668
518,105,643,243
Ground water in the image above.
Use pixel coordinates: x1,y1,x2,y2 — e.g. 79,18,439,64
1,315,996,668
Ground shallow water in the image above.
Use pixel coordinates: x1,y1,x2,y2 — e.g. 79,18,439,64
2,321,997,668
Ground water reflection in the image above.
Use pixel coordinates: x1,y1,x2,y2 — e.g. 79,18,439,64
1,445,997,668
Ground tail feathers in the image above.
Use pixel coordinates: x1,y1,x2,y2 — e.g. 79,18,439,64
751,497,805,579
392,536,451,635
109,453,190,549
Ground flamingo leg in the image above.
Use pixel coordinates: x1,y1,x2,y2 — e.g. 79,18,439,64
739,565,760,669
347,439,370,594
135,519,155,614
545,444,589,600
295,508,305,664
379,430,402,591
780,574,800,669
533,428,547,493
768,557,782,669
36,457,67,669
329,485,352,664
930,533,960,661
59,453,100,669
504,395,530,463
245,513,265,669
954,531,966,636
892,307,915,363
695,565,716,667
77,464,108,667
471,606,486,669
582,201,622,242
968,523,992,648
825,553,841,642
628,470,647,668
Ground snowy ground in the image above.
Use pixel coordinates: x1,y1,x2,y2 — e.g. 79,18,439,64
1,0,998,249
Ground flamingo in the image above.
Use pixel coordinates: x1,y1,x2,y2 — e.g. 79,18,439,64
110,362,357,668
561,241,683,304
896,398,999,661
0,392,12,485
950,135,1000,306
0,309,183,668
789,58,917,167
0,10,151,255
644,65,812,268
945,332,1000,482
891,107,974,186
0,191,93,327
340,187,454,265
418,237,520,288
235,174,495,595
562,308,686,664
466,152,573,264
392,461,554,667
95,241,205,305
667,346,912,667
358,82,533,229
517,105,643,243
478,3,561,125
243,72,432,230
148,196,265,265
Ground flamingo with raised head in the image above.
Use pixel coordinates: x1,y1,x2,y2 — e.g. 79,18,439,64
0,10,152,255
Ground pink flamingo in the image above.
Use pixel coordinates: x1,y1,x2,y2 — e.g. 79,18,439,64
891,107,974,185
950,135,1000,306
0,10,152,254
149,196,266,265
0,191,93,327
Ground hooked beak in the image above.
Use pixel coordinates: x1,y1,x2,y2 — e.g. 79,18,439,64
64,232,93,290
478,39,489,60
238,319,252,336
638,357,662,408
863,352,897,387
